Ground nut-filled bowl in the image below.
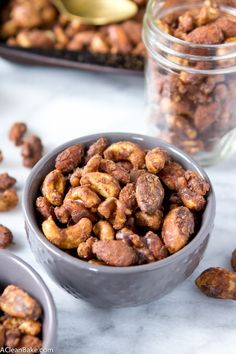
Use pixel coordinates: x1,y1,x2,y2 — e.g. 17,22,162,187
0,250,57,350
23,132,216,308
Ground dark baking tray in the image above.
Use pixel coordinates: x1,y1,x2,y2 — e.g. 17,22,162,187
0,43,144,74
0,0,144,75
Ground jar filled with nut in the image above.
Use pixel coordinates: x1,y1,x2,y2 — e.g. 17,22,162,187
143,0,236,165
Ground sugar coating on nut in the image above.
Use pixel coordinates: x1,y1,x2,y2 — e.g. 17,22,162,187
42,169,66,206
145,148,169,174
92,240,137,267
136,173,164,214
42,216,92,249
104,141,145,169
195,267,236,300
162,206,194,253
85,137,108,163
80,172,121,198
119,183,137,213
135,209,163,231
0,286,42,321
55,144,84,173
36,196,54,220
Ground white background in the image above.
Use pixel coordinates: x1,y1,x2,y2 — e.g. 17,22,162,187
0,58,236,354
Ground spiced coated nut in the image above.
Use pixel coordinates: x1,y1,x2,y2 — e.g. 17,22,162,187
135,173,164,214
42,169,66,206
104,141,145,169
42,216,92,249
0,189,18,212
55,144,84,173
0,173,16,191
0,286,42,321
195,267,236,300
92,240,137,267
162,206,195,253
0,225,13,249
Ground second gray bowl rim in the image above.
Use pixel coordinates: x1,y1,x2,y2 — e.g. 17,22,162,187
22,132,216,274
0,249,57,349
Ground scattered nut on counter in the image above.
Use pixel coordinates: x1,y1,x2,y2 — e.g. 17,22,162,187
0,0,146,59
8,121,44,168
196,267,236,300
149,0,236,156
36,138,210,267
0,285,42,350
9,122,27,146
21,135,43,168
0,172,18,212
0,173,16,191
196,249,236,300
0,225,13,249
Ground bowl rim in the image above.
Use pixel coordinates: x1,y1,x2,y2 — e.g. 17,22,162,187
0,250,57,349
22,132,216,274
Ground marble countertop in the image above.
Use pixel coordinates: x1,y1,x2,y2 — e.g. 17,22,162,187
0,59,235,354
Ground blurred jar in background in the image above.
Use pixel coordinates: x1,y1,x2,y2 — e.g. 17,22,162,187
143,0,236,166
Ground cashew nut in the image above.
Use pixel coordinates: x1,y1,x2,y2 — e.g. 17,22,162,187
93,220,115,240
42,216,92,249
64,186,101,210
42,169,66,206
80,172,120,198
104,141,145,169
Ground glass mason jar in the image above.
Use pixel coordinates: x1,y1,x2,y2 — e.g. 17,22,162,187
143,0,236,165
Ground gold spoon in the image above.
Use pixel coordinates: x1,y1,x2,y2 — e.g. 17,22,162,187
52,0,138,25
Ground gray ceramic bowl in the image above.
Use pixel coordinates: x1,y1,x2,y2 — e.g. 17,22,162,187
0,250,57,350
23,133,216,308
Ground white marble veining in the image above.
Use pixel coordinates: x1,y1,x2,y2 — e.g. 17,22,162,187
0,58,236,354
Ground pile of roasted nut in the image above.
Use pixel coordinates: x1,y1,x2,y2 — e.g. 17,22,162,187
36,138,210,267
0,285,42,351
0,122,43,249
148,0,236,155
0,0,145,57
